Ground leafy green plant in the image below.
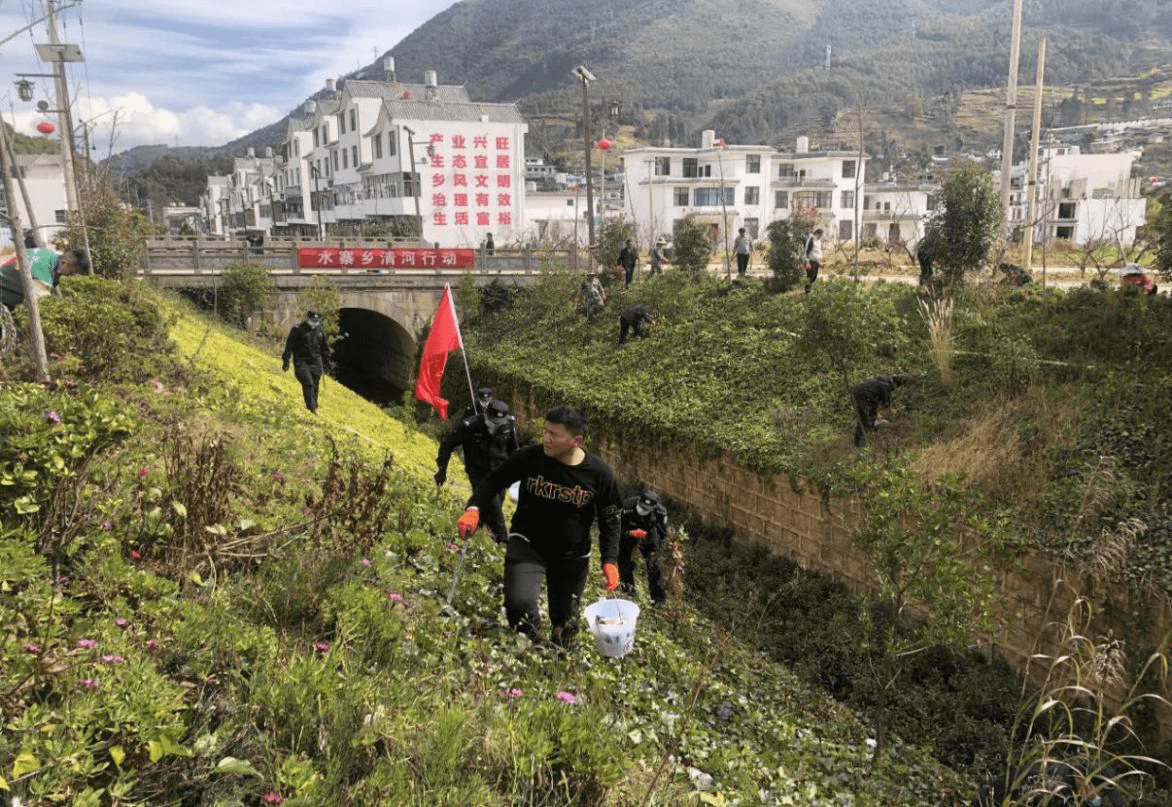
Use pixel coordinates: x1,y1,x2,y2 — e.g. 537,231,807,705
297,274,342,340
58,183,154,278
765,206,815,293
671,216,715,280
922,161,1001,286
220,262,276,329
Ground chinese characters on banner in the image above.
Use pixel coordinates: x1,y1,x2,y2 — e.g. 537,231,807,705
426,130,514,230
297,248,476,270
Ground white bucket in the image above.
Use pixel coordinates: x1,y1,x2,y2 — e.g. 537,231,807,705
583,599,640,658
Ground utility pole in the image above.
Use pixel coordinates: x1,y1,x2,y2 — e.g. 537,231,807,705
0,117,49,380
572,65,597,254
1,124,43,245
38,0,91,271
1023,37,1047,280
999,0,1024,240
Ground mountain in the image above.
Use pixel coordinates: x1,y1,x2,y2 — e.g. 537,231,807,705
107,0,1172,206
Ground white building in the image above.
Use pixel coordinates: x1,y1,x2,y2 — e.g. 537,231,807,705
622,132,866,248
861,178,936,246
0,152,71,244
1006,144,1146,246
205,59,529,248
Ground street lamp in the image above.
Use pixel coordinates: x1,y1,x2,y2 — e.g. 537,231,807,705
572,65,596,252
308,163,325,240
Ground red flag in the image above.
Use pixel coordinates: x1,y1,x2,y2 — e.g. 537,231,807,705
414,284,464,419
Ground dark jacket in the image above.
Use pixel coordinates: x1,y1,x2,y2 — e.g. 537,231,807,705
282,323,331,368
852,376,898,409
469,444,622,565
437,413,520,481
619,304,653,326
619,496,668,541
618,245,638,270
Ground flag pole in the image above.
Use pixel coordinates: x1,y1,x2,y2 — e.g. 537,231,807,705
445,283,478,408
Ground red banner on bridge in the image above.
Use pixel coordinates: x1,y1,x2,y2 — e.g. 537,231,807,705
297,248,476,270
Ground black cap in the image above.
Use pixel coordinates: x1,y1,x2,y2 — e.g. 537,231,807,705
476,386,493,399
306,310,321,321
638,490,661,507
485,400,510,420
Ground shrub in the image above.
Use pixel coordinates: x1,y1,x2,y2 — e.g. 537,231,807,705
57,184,154,278
671,216,714,280
765,209,815,293
297,274,342,340
220,263,275,329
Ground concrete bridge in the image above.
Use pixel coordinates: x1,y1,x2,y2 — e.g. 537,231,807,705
136,237,578,396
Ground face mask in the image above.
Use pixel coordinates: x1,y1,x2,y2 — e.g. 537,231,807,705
484,418,501,435
636,503,652,516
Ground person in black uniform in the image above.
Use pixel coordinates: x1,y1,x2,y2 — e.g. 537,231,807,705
460,385,495,419
457,407,622,647
851,374,909,447
436,400,520,545
618,303,654,345
618,489,669,605
281,310,332,413
617,239,638,289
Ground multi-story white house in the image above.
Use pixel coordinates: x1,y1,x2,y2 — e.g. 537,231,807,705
206,60,528,248
0,152,71,245
1005,144,1145,246
860,177,936,246
622,132,867,248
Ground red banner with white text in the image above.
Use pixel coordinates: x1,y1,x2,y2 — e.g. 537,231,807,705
297,248,476,270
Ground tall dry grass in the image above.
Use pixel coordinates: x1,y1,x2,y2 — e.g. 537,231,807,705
918,294,955,385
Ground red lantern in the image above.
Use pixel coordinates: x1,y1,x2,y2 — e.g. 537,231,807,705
35,121,55,135
596,138,612,150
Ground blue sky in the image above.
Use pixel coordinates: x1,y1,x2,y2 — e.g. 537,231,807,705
0,0,459,155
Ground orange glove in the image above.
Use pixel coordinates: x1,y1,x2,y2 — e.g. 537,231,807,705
603,563,619,591
457,508,480,539
631,529,647,539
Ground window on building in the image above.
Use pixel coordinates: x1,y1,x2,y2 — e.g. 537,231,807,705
388,132,396,156
838,219,853,240
863,223,878,239
863,195,873,210
321,124,328,144
352,145,359,167
841,190,855,208
694,187,734,206
332,151,339,171
349,109,356,131
673,187,689,206
744,186,759,205
744,217,759,238
313,129,319,148
293,140,299,157
842,160,856,179
373,135,382,160
654,157,671,176
745,155,760,173
778,162,795,179
338,114,345,134
566,198,574,206
775,190,788,209
54,209,66,223
1058,202,1077,220
403,171,419,197
342,149,348,169
683,158,699,178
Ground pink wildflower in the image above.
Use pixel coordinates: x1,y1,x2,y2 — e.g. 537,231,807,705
556,691,577,704
49,352,62,360
77,638,97,649
150,379,163,390
302,507,314,517
81,678,100,690
101,654,125,665
506,688,523,698
137,468,149,478
270,471,285,483
146,639,159,650
260,792,284,805
114,618,129,628
64,379,77,388
100,520,112,530
44,410,61,424
23,643,40,654
361,558,371,566
130,550,140,559
446,543,458,552
313,642,329,653
387,591,403,603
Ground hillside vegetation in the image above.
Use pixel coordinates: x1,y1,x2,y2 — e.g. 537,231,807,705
0,280,975,804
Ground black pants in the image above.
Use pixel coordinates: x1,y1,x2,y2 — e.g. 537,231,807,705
619,531,666,604
503,535,590,647
618,319,646,345
917,256,933,286
467,471,508,544
853,398,879,446
736,253,750,275
293,361,323,412
622,264,635,287
805,261,820,292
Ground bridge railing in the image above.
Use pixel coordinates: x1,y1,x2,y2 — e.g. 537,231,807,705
133,236,582,278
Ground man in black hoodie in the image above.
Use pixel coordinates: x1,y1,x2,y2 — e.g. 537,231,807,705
851,374,910,446
457,407,622,647
282,310,332,413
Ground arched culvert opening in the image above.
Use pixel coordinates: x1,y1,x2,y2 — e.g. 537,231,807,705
332,307,416,405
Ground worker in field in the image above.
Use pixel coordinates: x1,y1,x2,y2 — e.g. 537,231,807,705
436,399,521,545
282,310,333,413
618,489,669,605
851,373,910,447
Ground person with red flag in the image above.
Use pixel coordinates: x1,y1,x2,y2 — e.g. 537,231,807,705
457,406,622,649
415,284,471,420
